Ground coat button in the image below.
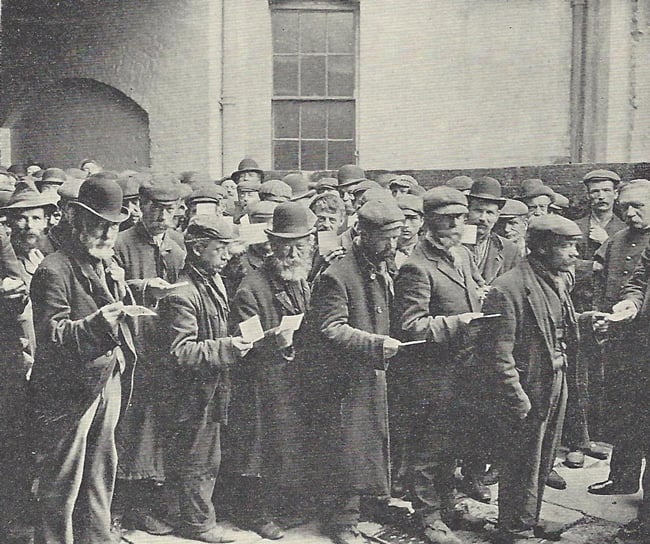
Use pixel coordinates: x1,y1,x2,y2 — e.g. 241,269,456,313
626,256,632,260
105,350,112,357
370,273,376,280
376,306,383,314
623,270,629,275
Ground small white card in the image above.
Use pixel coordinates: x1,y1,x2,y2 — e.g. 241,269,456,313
239,315,265,343
123,305,157,318
195,202,217,216
160,281,189,290
278,313,304,332
222,216,234,226
460,224,477,245
238,223,268,245
317,231,340,256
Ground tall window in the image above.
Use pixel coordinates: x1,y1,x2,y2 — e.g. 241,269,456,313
272,4,356,171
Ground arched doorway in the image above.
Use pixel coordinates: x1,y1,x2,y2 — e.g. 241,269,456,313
9,78,150,170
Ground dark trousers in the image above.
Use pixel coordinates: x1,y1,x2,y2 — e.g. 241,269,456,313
608,447,643,488
496,371,567,530
562,352,590,451
36,371,121,544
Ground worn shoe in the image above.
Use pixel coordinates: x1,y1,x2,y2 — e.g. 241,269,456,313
564,450,585,468
482,465,499,486
616,518,650,539
585,442,610,460
251,520,284,540
327,526,368,544
490,526,535,543
123,510,175,535
422,519,461,544
588,479,638,495
459,476,491,503
534,519,565,541
178,526,237,543
546,469,567,490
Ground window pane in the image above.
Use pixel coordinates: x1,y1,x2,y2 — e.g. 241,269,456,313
300,56,326,96
302,140,327,171
300,12,327,53
328,55,354,96
328,140,355,170
274,140,300,170
273,102,299,138
328,101,354,139
301,102,327,139
327,12,354,53
272,12,299,53
274,56,299,96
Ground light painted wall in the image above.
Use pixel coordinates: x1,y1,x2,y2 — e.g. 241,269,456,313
358,0,573,170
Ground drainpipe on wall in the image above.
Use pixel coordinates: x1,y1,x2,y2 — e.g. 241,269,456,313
570,0,588,162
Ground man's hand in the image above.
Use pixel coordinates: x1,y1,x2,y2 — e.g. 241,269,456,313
99,301,126,330
611,299,638,322
382,336,401,360
458,312,484,325
232,336,253,357
145,277,175,300
477,286,491,304
274,328,295,350
323,246,346,264
589,225,609,244
515,395,532,420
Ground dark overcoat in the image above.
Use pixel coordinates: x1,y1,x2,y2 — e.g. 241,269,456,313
303,242,391,497
113,224,185,479
28,240,137,455
157,265,236,474
472,231,520,285
227,266,310,488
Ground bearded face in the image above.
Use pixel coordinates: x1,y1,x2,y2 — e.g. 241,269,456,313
268,236,315,282
10,207,47,254
74,209,120,261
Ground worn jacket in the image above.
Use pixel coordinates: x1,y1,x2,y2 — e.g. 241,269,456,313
467,231,520,284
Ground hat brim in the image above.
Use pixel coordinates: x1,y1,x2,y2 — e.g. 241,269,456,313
431,204,469,215
389,181,412,189
290,190,316,202
468,193,506,208
232,168,264,181
70,201,130,223
338,178,367,188
2,196,60,210
264,226,316,239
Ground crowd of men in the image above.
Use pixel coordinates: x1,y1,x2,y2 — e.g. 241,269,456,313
0,158,650,544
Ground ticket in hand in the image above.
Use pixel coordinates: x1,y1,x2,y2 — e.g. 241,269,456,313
239,315,265,343
122,305,157,318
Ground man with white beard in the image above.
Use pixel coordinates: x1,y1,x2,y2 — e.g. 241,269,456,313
29,176,136,544
227,202,316,539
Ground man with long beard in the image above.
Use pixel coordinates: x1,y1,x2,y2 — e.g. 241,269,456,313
29,176,136,544
227,202,316,539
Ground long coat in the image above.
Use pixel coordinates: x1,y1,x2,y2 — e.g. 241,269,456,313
303,241,392,497
227,266,310,488
157,265,236,475
113,224,185,480
28,240,137,455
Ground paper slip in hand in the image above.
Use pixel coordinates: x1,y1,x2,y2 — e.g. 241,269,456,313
278,313,304,332
606,311,634,322
399,339,427,348
460,224,478,245
238,223,268,245
318,231,340,256
468,313,501,323
123,305,157,318
239,315,265,343
159,281,189,290
195,202,217,216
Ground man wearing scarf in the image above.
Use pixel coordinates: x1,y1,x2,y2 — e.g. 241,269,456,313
477,215,584,542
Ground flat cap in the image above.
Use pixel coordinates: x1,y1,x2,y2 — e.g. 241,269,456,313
337,164,367,188
389,174,418,189
550,191,570,209
423,186,469,215
517,179,555,200
351,179,382,195
65,168,88,180
248,200,278,223
316,177,339,190
238,177,262,192
357,199,405,231
260,179,292,202
40,167,67,185
140,176,182,202
396,194,424,216
583,169,621,185
619,178,650,194
116,174,142,199
58,178,84,201
445,175,474,192
283,172,315,201
528,215,582,237
185,215,236,242
499,198,529,218
186,184,226,205
357,188,392,208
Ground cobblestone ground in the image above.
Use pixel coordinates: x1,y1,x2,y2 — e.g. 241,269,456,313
122,447,640,544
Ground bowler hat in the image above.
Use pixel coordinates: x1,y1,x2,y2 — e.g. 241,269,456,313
468,177,506,207
185,215,235,243
2,181,60,211
260,179,292,202
39,167,67,186
528,215,582,237
583,169,621,186
265,201,316,239
70,177,129,223
357,199,405,231
231,158,264,183
499,199,529,218
517,179,555,201
423,187,469,215
445,175,474,192
337,164,367,188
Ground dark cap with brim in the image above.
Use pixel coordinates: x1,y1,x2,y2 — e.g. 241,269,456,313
583,169,621,186
357,199,405,231
396,194,424,216
499,199,529,218
185,215,236,243
69,177,129,223
423,186,469,215
265,201,316,239
2,182,60,210
528,215,582,237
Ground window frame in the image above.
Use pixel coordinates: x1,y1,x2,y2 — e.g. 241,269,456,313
271,0,359,171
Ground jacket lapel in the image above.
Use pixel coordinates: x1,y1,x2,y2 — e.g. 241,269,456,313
483,234,504,283
521,262,555,360
421,240,466,288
